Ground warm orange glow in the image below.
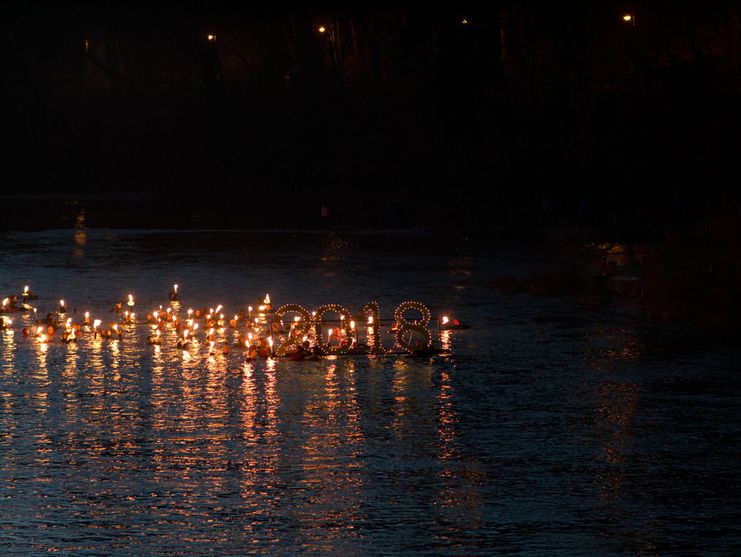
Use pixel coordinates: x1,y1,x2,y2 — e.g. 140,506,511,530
207,34,216,41
442,316,450,325
461,18,469,25
318,25,326,33
623,14,633,22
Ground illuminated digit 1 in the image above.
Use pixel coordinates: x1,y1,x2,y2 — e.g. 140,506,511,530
313,304,353,355
359,301,383,354
273,304,312,356
393,301,432,352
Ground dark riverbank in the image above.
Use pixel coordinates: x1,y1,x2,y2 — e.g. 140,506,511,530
487,205,741,343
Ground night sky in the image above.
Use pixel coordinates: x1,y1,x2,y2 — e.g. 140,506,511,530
1,1,740,230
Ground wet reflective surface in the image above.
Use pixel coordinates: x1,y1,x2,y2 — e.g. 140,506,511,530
1,230,740,555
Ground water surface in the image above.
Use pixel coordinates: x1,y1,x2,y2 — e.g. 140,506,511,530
0,229,739,555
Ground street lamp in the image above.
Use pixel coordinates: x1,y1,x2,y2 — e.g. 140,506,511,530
318,26,326,34
622,14,636,27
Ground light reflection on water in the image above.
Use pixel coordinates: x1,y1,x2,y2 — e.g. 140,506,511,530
0,230,740,555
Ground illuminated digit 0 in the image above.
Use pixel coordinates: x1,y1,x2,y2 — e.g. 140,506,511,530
393,301,432,352
313,304,353,355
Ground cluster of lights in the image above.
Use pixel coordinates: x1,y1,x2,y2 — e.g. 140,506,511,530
1,282,456,356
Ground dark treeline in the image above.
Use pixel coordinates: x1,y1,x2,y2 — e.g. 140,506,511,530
2,1,741,231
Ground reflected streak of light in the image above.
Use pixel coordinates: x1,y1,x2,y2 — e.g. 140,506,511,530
437,370,457,460
594,381,640,501
391,358,409,430
440,330,452,352
264,357,280,441
109,338,121,374
343,359,365,445
63,340,79,424
238,361,258,501
434,368,485,534
294,359,365,543
2,330,15,375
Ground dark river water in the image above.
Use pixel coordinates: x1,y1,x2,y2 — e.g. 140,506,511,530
0,229,739,556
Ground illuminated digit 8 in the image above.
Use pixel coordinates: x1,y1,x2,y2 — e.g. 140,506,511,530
359,301,383,354
313,304,353,355
273,304,312,356
393,301,432,352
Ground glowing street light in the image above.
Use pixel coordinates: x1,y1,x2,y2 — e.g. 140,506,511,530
622,13,636,27
318,26,326,34
207,34,216,42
